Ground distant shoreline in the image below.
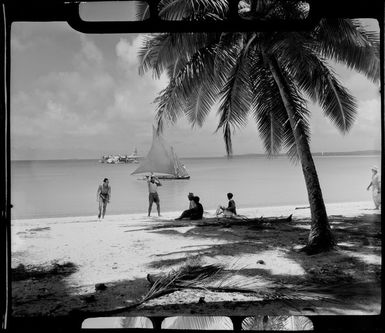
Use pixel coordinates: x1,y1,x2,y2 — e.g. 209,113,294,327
10,150,382,162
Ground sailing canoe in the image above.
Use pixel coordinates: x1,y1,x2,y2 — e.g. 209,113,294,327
131,127,190,180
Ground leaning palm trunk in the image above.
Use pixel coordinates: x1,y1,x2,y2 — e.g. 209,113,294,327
266,54,335,254
137,2,379,255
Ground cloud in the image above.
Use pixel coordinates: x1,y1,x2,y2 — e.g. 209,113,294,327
11,36,117,141
11,22,382,160
342,71,380,101
116,36,142,68
354,98,381,131
11,36,34,52
73,36,104,71
11,31,171,160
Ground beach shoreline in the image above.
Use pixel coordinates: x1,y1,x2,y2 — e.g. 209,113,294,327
11,200,381,317
11,200,376,224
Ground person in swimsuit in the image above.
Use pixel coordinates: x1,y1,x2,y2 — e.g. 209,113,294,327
97,178,111,219
147,173,162,217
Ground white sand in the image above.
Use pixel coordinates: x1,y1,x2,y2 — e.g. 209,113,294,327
11,201,380,296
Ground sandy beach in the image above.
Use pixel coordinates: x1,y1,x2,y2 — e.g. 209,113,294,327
11,201,381,319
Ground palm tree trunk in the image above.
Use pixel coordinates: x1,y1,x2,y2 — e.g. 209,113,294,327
265,54,335,254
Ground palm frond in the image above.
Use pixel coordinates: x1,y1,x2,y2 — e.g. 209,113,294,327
290,316,314,330
143,260,338,314
242,316,286,330
270,0,310,19
158,0,229,21
158,0,192,20
155,45,219,133
314,18,380,83
214,32,244,77
249,51,286,156
223,123,233,155
135,1,150,21
215,38,254,156
242,315,313,330
216,64,252,130
320,74,357,133
165,57,183,79
138,33,217,78
249,47,310,162
275,33,358,133
196,0,229,18
180,46,219,127
280,76,311,163
142,262,224,304
185,79,220,127
154,83,186,134
280,73,311,162
162,316,233,330
138,34,176,78
121,317,153,329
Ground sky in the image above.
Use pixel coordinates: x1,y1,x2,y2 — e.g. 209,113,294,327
10,13,381,160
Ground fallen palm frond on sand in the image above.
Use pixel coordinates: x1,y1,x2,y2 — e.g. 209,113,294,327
143,261,224,302
141,258,339,310
70,257,363,318
71,261,225,316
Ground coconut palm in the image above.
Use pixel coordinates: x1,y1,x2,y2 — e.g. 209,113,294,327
242,315,314,330
137,0,380,254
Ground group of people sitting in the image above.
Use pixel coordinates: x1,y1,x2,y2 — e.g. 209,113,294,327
175,192,237,220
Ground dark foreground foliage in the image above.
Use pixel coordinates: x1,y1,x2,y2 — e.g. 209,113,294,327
12,261,77,281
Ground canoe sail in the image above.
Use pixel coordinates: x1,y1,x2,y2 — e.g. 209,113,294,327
171,147,189,178
131,127,190,179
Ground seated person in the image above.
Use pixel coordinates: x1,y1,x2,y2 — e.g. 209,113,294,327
216,193,237,217
188,192,197,209
175,196,204,220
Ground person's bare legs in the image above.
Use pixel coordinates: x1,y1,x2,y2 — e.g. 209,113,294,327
148,202,153,217
102,202,107,218
98,201,102,219
175,209,189,220
156,203,161,217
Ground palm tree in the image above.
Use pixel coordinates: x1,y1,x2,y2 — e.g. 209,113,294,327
137,0,380,254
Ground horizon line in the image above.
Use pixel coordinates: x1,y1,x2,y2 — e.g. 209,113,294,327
11,149,382,162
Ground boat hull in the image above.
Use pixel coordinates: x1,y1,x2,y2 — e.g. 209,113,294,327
156,175,190,180
139,175,190,180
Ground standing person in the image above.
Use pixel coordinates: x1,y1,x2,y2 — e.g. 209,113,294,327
97,178,111,219
367,166,381,209
147,173,162,217
188,192,197,209
175,196,204,220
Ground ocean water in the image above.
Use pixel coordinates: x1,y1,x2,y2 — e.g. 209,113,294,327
11,155,381,220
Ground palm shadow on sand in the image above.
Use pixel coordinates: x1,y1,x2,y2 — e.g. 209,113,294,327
11,213,380,322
